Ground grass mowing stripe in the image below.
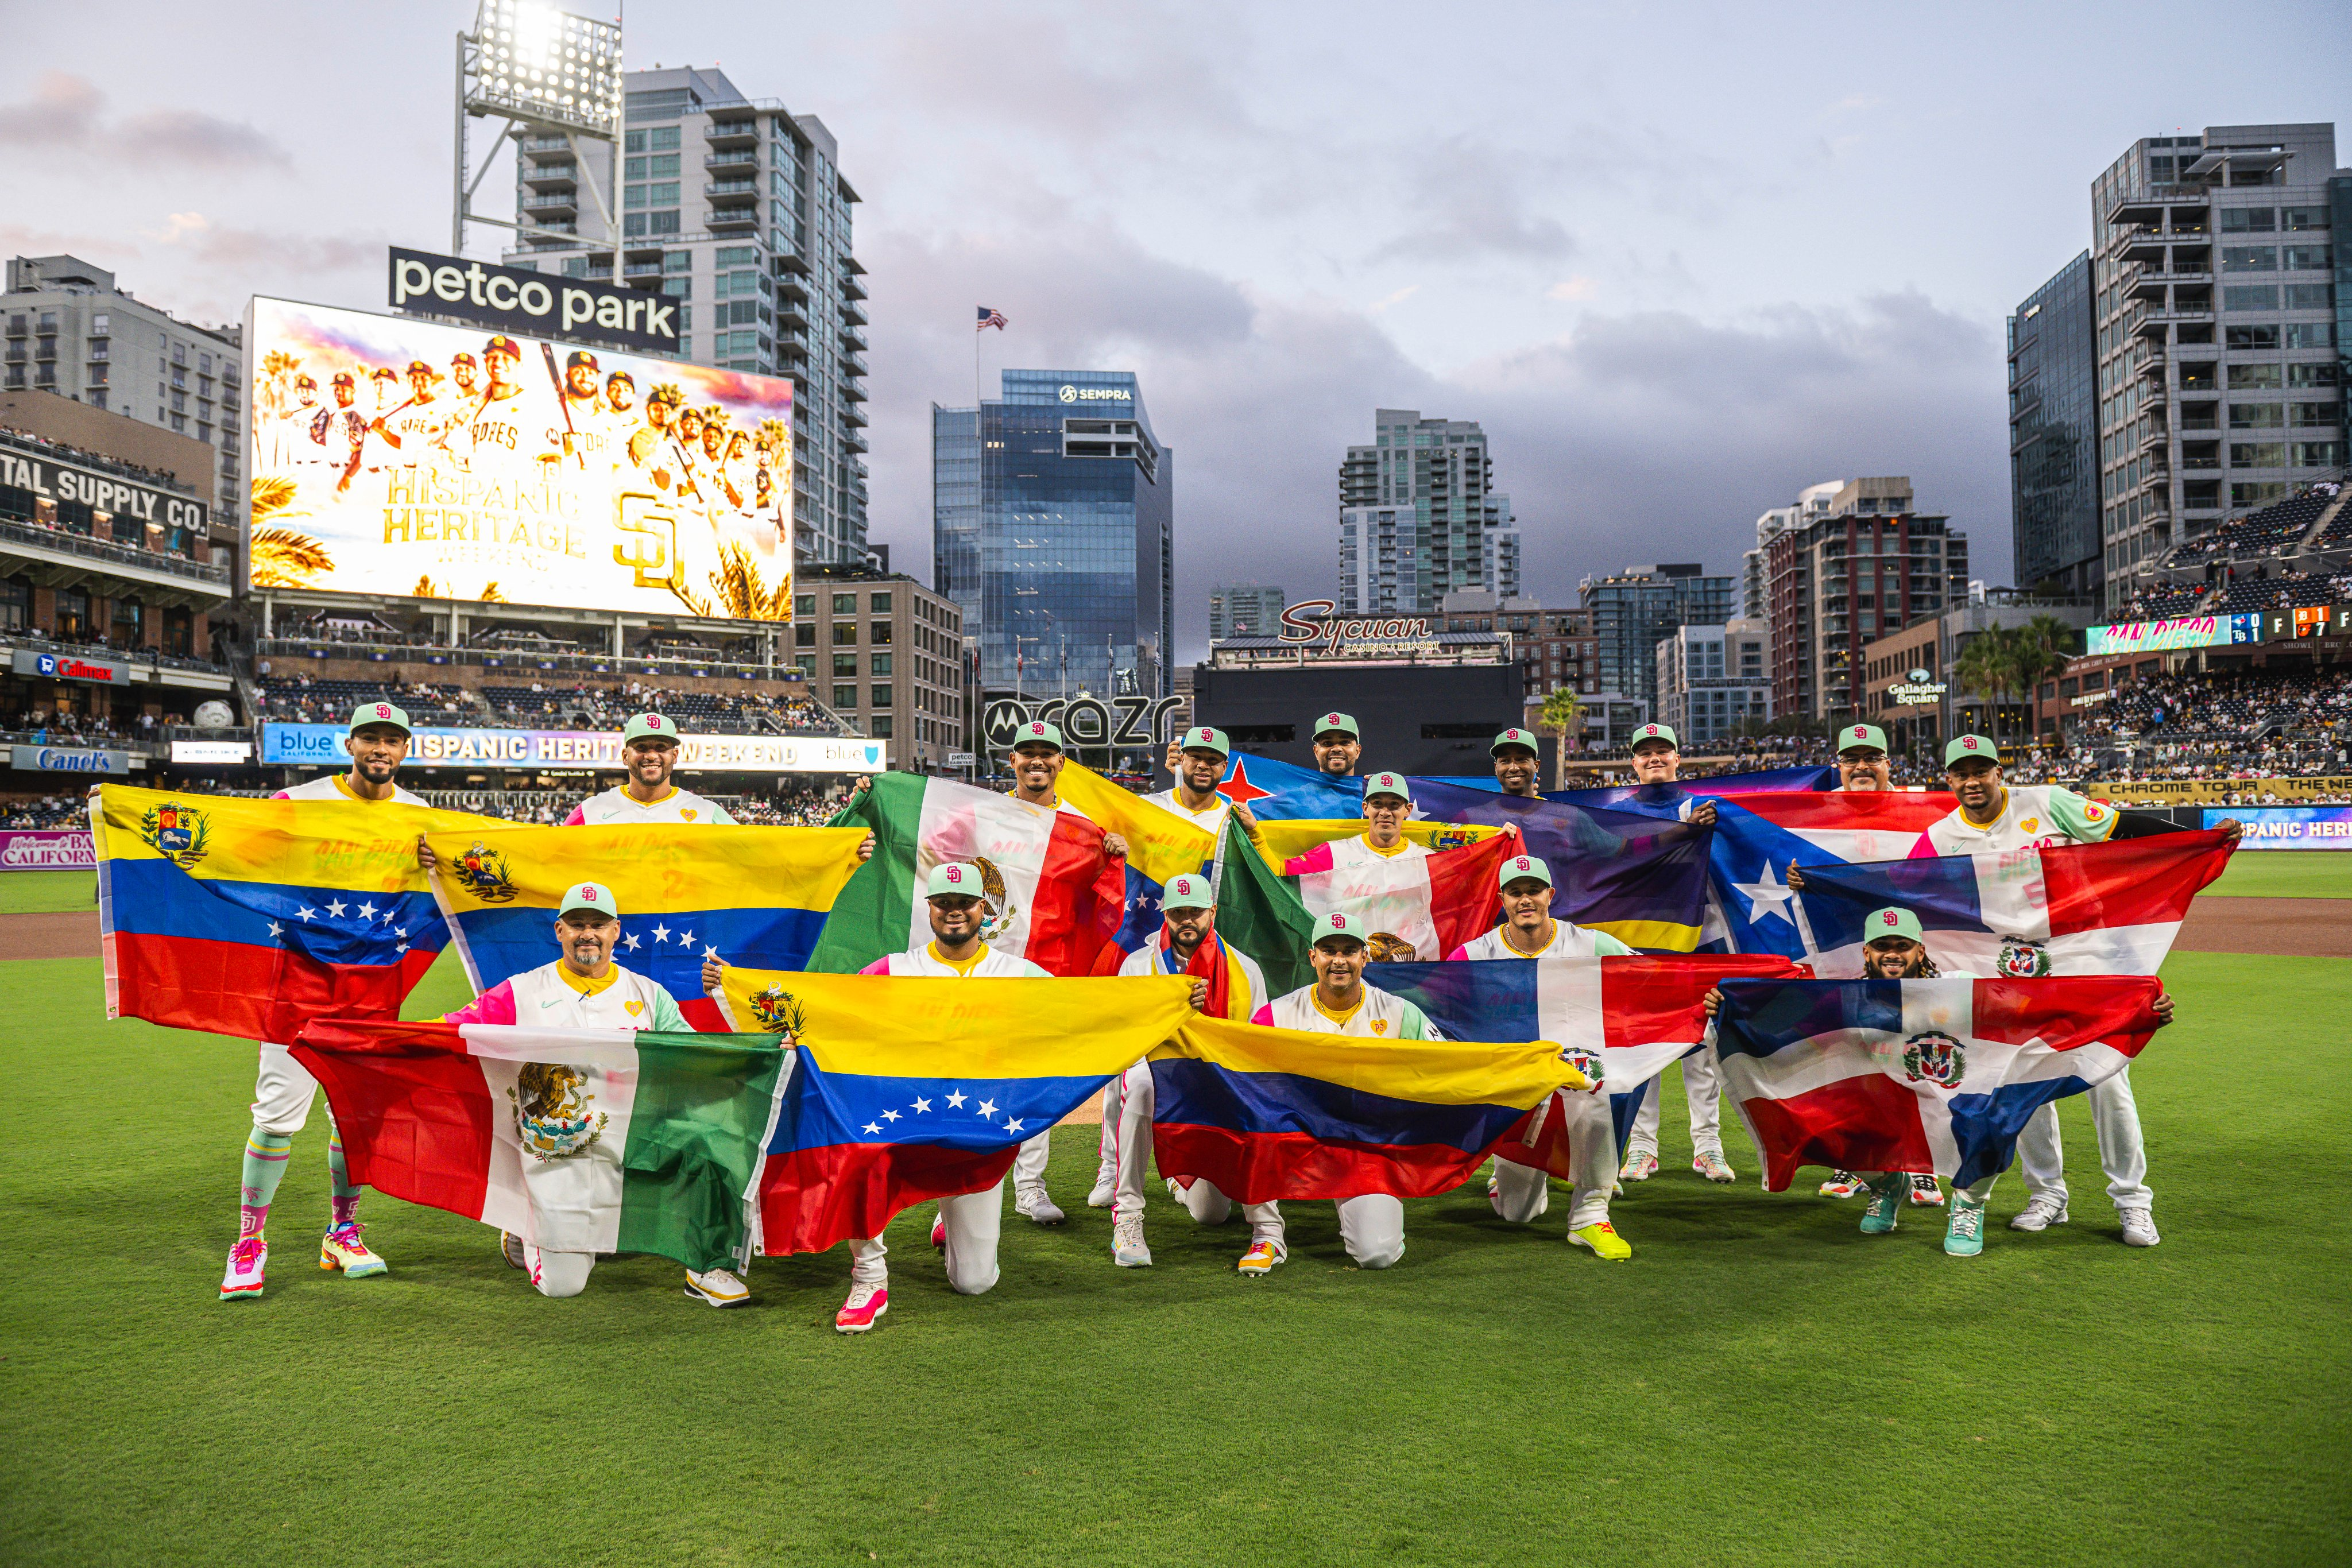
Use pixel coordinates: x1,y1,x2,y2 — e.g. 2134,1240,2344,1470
2203,849,2352,900
1,951,2344,1565
0,870,97,915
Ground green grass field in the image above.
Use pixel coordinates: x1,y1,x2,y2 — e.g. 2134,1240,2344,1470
2203,850,2352,899
3,948,2347,1566
0,869,96,913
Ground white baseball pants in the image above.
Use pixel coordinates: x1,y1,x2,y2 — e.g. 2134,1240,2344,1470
1108,1059,1283,1236
524,1243,594,1298
2017,1068,2153,1210
1011,1129,1051,1191
849,1178,1004,1296
1490,1089,1616,1230
252,1041,323,1135
1627,1050,1724,1157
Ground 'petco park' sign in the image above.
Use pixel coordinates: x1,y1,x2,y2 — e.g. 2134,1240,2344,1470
388,246,679,353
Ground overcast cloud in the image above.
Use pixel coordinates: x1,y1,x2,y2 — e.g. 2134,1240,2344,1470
1,1,2346,655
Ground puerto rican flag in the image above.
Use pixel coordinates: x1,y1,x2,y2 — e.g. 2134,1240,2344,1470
1705,791,1959,958
1792,828,2236,978
1714,976,2165,1190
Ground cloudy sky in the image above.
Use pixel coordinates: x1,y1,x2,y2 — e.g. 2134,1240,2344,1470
3,1,2347,655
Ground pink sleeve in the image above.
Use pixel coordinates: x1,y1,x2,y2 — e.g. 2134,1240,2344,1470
857,957,892,975
1249,1004,1274,1027
270,789,291,800
443,981,517,1025
561,806,587,826
1444,944,1471,963
1282,842,1334,877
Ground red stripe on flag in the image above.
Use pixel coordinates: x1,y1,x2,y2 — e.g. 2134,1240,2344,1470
1739,1077,1936,1192
1726,791,1957,831
111,934,436,1044
1151,1122,1491,1202
1600,954,1807,1048
677,994,730,1032
1020,815,1126,978
291,1021,496,1222
2041,828,2235,936
1964,977,2165,1048
1426,834,1509,958
1488,1094,1576,1182
757,1143,1020,1256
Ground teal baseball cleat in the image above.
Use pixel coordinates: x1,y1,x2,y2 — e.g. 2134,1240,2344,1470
1945,1191,1988,1257
1859,1174,1906,1235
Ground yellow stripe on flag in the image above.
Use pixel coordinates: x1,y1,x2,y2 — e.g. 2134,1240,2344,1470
1248,818,1507,868
1053,762,1217,886
94,783,493,895
1588,919,1703,953
721,968,1195,1078
1153,1014,1588,1106
424,823,866,916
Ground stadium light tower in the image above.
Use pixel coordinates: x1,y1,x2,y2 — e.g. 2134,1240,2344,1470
452,0,624,273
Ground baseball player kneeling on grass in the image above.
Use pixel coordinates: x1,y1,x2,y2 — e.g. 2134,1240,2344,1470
1108,873,1270,1270
439,881,748,1306
1246,912,1444,1274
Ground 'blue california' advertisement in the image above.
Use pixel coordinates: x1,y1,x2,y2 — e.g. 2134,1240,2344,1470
259,723,883,774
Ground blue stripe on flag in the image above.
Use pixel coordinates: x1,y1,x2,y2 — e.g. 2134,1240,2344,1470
1799,855,1991,953
772,1060,1108,1153
455,905,830,997
1712,978,1905,1060
1151,1058,1529,1153
1947,1079,2088,1188
106,858,445,966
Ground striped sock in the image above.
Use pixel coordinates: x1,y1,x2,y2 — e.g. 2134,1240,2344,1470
327,1121,359,1229
241,1127,293,1238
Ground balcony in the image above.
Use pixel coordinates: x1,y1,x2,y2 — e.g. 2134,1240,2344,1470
707,205,759,232
841,329,868,353
521,192,578,217
519,134,569,153
0,518,232,598
703,149,757,173
840,376,868,402
706,177,757,198
841,274,866,301
703,118,759,149
2104,184,2211,228
621,260,664,280
842,300,867,327
521,160,578,190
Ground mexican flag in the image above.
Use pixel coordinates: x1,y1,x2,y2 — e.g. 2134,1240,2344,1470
293,1019,788,1272
812,772,1129,975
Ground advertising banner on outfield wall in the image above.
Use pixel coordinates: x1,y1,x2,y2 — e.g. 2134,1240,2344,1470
2206,805,2352,849
2084,776,2352,805
0,830,95,871
245,297,792,621
260,722,884,775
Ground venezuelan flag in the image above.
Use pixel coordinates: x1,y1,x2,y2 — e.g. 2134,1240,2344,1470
424,823,866,1031
1146,1014,1590,1202
717,968,1195,1255
95,782,480,1043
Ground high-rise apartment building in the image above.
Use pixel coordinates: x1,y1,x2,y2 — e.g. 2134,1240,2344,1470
1338,409,1519,614
1655,618,1773,744
1208,582,1284,643
2088,122,2342,613
1742,481,1844,620
933,369,1173,699
1762,477,1969,725
2009,252,2101,599
1577,563,1732,713
506,65,871,568
1,255,244,539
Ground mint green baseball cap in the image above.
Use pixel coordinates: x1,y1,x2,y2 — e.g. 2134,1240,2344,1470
1498,853,1553,890
347,700,411,736
1363,771,1412,803
1491,727,1539,756
1011,719,1064,752
1863,906,1925,944
558,881,618,919
1837,723,1890,755
1162,873,1214,911
1310,910,1368,947
927,861,986,899
1310,711,1360,741
1177,725,1230,758
1629,722,1677,749
623,711,679,746
1944,734,1997,766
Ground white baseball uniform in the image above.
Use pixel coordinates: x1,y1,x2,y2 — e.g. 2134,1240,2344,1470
564,784,737,826
1107,938,1270,1235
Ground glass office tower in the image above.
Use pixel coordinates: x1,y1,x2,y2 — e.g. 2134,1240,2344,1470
933,369,1173,699
2009,251,2100,599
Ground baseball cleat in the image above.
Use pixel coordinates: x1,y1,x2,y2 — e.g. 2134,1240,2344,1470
930,1213,946,1249
2118,1207,2160,1248
1013,1183,1066,1226
1618,1149,1659,1183
1236,1238,1286,1278
834,1281,888,1333
2009,1194,2068,1233
1819,1170,1866,1198
1692,1150,1737,1184
220,1236,268,1300
683,1266,751,1307
1944,1191,1987,1257
1112,1213,1152,1268
501,1230,527,1269
1859,1175,1906,1234
319,1222,387,1278
1165,1176,1189,1205
1908,1174,1945,1207
1087,1158,1117,1209
1487,1171,1502,1215
1568,1222,1632,1261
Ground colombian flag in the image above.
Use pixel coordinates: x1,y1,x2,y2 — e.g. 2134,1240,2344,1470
95,782,475,1042
718,969,1196,1255
424,823,866,1031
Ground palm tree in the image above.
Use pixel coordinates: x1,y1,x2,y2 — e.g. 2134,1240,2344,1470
2012,615,2079,746
246,476,335,590
1537,687,1585,790
1954,625,2021,748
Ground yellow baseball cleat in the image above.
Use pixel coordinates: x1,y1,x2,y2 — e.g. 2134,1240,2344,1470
1568,1222,1633,1260
1236,1238,1286,1278
319,1222,388,1279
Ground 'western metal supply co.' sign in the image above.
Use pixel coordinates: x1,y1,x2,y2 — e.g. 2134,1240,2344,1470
0,450,209,533
261,723,882,774
388,245,680,353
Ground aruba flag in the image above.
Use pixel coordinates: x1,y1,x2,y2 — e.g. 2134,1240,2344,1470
424,823,867,1031
95,782,472,1043
718,969,1196,1255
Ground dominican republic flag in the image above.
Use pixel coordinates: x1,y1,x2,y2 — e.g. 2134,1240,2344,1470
1713,977,2165,1190
1704,791,1960,958
1378,954,1806,1161
1792,828,2237,978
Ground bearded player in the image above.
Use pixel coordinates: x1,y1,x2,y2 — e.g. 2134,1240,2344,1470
219,702,428,1300
1278,771,1440,959
1309,713,1362,777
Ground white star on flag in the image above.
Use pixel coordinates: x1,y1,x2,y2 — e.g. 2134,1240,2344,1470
677,928,694,946
394,926,407,939
862,1121,882,1135
296,906,316,922
357,901,376,920
945,1090,966,1109
976,1099,997,1118
622,933,641,950
703,946,717,959
396,942,410,953
1732,859,1798,928
1004,1118,1026,1134
326,899,348,918
912,1098,932,1113
651,923,671,943
268,922,284,939
881,1109,900,1122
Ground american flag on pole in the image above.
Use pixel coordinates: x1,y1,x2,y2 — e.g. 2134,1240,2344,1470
977,306,1008,331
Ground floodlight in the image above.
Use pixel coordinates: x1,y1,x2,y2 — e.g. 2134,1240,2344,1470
466,0,621,138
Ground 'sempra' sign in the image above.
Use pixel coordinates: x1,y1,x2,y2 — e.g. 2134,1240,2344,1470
388,246,678,353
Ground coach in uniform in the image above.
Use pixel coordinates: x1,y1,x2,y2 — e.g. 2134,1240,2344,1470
1309,713,1363,779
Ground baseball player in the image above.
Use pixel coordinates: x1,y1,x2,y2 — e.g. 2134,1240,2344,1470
436,335,536,475
442,882,741,1303
1615,722,1733,1187
366,360,451,473
219,702,427,1302
1447,853,1634,1260
277,374,322,471
316,371,369,497
546,350,610,470
1278,771,1440,959
448,350,481,401
604,371,642,480
564,713,734,824
1244,912,1442,1271
1105,872,1270,1268
632,382,683,489
666,404,707,502
1308,713,1362,778
1897,735,2237,1248
363,367,402,469
1490,726,1544,798
831,861,1054,1333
